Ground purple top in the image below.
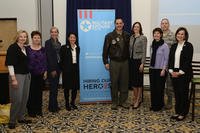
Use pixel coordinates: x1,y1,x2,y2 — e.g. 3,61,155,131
150,43,169,69
26,45,47,75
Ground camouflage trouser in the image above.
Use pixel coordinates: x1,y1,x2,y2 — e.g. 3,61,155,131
165,73,173,105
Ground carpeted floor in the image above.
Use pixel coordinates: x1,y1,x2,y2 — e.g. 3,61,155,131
1,89,200,133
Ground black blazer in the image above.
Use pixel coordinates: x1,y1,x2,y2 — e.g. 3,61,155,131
168,41,193,80
45,38,61,72
5,43,29,74
59,44,80,88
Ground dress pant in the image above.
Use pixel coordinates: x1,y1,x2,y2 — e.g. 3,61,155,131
149,68,166,111
27,74,44,115
172,73,190,116
64,64,78,106
9,73,31,124
48,71,60,112
109,60,129,105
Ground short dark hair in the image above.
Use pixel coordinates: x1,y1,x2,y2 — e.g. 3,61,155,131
67,32,78,45
31,31,41,38
114,18,123,24
175,27,189,42
131,22,143,35
153,27,163,38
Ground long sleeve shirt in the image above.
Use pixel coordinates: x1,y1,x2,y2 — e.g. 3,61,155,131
150,43,169,69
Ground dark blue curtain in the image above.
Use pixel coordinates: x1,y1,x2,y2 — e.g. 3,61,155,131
66,0,132,36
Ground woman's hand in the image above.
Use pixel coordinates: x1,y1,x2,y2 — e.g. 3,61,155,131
171,72,181,78
105,64,110,70
139,64,144,72
11,76,18,89
43,71,47,80
160,69,165,77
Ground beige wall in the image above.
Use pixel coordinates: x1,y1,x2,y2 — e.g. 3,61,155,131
53,0,66,45
0,0,38,37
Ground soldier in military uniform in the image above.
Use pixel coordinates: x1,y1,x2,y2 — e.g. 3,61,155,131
160,18,176,110
102,18,130,110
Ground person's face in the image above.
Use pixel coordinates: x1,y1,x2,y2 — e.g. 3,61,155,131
68,34,76,45
133,23,140,34
115,19,124,31
50,28,59,40
176,30,185,42
32,35,41,45
153,31,162,41
160,19,170,31
17,32,27,45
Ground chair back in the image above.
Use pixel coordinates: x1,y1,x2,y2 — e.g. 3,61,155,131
144,57,150,74
192,61,200,78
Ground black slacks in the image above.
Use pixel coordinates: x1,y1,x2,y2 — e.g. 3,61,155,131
27,74,44,115
48,70,60,112
149,68,166,111
64,64,78,106
172,75,190,116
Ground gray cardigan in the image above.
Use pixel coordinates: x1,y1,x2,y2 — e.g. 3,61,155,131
129,35,147,64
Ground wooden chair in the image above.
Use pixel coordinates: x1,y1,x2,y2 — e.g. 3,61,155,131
189,61,200,121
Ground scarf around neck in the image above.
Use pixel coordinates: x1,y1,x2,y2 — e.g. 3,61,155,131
150,39,164,67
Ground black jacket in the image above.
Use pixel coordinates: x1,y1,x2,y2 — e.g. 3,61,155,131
45,38,61,72
59,44,80,88
5,43,29,74
168,41,193,80
102,30,130,64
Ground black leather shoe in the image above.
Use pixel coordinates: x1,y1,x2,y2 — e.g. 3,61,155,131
66,106,71,111
176,115,186,121
49,107,61,113
8,123,16,129
71,104,78,109
111,104,118,110
37,112,43,117
170,114,179,119
29,114,36,117
18,119,32,124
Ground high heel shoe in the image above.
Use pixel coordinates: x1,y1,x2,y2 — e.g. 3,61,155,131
176,115,186,121
133,101,141,109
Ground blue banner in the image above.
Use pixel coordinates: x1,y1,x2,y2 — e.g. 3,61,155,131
77,9,115,103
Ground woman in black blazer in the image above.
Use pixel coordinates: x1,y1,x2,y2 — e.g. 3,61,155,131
168,27,193,121
60,33,80,111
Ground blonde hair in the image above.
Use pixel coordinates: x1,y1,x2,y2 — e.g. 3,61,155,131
50,26,59,33
14,30,29,45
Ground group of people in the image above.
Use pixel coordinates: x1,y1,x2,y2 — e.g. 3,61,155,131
103,18,193,121
5,17,193,129
5,27,80,129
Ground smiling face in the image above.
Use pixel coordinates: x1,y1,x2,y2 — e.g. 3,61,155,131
17,32,28,45
32,34,41,45
50,27,59,40
68,34,76,45
133,23,140,34
115,19,124,32
176,30,185,42
153,31,162,41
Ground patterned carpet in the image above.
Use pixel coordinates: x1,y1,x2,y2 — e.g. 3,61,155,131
1,89,200,133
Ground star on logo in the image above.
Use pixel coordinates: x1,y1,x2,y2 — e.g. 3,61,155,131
80,20,92,32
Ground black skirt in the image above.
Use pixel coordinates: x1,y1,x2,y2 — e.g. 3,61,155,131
129,59,144,88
